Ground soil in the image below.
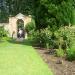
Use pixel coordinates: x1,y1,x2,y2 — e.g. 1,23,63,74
34,47,75,75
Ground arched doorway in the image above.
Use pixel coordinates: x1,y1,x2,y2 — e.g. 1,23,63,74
17,19,25,38
8,13,31,38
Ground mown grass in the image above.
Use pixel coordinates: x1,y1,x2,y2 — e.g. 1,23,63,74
0,40,53,75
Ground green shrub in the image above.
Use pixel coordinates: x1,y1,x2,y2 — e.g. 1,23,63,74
59,26,75,61
55,49,65,57
25,19,35,33
31,28,52,48
32,30,48,47
66,39,75,61
55,26,75,50
0,26,8,39
66,46,75,61
30,28,63,49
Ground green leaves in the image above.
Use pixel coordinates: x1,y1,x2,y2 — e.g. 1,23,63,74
25,19,36,33
35,0,75,31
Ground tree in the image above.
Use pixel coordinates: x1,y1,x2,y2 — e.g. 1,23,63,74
0,0,8,22
34,0,75,31
5,0,34,16
0,0,35,22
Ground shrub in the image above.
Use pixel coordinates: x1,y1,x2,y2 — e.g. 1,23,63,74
66,47,75,61
32,30,48,47
29,26,75,61
0,26,8,39
55,26,75,49
55,48,65,57
60,26,75,61
31,28,52,48
25,19,36,33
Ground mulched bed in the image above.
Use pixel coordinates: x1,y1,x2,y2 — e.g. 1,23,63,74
34,47,75,75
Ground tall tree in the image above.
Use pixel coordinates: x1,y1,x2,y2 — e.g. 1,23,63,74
0,0,8,22
34,0,75,31
5,0,34,16
0,0,34,22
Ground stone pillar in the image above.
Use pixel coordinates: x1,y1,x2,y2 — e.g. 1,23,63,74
9,17,17,38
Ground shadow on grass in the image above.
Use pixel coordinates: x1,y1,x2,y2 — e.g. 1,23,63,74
7,38,32,46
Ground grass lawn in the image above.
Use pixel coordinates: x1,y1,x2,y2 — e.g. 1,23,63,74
0,40,53,75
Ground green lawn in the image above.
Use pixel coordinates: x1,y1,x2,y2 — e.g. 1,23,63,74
0,40,53,75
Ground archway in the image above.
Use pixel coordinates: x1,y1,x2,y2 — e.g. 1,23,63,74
8,13,31,38
17,19,25,38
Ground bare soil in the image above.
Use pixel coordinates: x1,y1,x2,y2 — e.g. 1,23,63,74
34,47,75,75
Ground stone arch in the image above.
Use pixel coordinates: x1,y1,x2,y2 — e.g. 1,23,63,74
17,19,24,30
17,19,25,38
8,13,31,38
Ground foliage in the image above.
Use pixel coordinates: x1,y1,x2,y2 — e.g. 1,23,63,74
0,0,34,22
62,26,75,61
55,49,65,57
31,30,46,47
0,0,75,25
30,28,58,49
66,47,75,61
35,0,75,31
56,26,75,61
5,0,34,15
0,0,9,23
0,26,7,38
25,19,36,33
31,28,52,48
